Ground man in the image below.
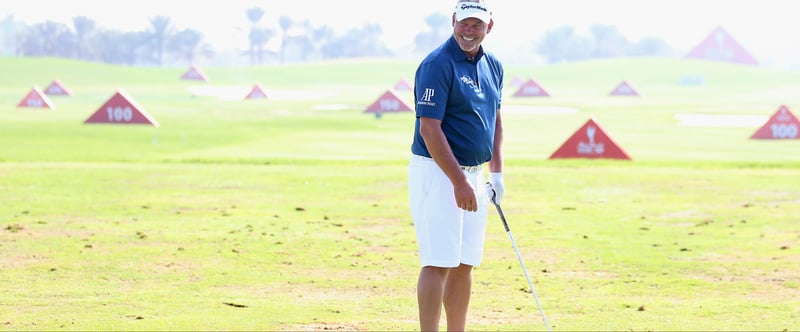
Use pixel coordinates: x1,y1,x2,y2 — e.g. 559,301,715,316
408,0,504,330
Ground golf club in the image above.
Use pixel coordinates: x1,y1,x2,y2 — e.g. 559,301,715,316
486,182,552,332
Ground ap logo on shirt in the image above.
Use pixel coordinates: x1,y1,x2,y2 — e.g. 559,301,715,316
418,88,436,107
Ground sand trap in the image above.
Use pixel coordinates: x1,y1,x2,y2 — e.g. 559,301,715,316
502,105,579,114
187,86,338,101
674,113,768,127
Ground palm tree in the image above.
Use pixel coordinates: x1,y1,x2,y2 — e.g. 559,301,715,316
148,16,173,66
278,16,292,64
245,7,266,65
72,16,95,60
170,28,213,65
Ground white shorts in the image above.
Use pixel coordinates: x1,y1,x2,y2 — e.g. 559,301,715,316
408,154,489,268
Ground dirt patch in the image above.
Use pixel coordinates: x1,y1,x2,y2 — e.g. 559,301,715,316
292,323,363,331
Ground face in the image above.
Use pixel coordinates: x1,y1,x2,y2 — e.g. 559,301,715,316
452,16,493,57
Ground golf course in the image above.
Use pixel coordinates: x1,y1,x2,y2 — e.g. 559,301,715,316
1,56,799,331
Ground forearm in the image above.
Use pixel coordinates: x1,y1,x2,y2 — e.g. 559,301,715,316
488,109,503,173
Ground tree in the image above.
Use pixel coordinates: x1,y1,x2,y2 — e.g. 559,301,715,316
536,25,593,63
72,16,96,61
147,16,174,66
629,36,674,57
413,13,451,54
95,30,147,65
278,16,292,64
590,24,629,58
18,21,74,57
322,24,392,59
245,6,272,65
170,28,214,65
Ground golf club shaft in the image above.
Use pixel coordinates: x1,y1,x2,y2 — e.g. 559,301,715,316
492,201,552,332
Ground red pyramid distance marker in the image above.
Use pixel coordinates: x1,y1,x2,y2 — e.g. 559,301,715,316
686,26,758,66
549,118,631,160
181,65,209,82
17,85,55,110
609,80,639,96
513,78,550,97
43,79,72,96
244,83,268,100
751,105,800,139
364,89,413,114
394,79,413,92
509,76,524,88
84,89,159,127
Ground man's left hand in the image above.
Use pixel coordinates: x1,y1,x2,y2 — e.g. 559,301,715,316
488,172,504,204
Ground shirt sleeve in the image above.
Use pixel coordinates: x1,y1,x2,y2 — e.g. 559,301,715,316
414,60,450,120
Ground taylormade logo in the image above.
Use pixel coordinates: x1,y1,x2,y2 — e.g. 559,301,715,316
460,4,487,12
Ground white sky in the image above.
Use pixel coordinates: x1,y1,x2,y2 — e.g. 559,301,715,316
3,0,800,67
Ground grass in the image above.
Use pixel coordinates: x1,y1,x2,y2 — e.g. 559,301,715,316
1,56,799,331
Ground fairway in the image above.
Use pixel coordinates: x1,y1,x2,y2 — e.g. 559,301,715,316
1,57,799,331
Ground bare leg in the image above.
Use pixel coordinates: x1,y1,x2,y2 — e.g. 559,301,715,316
443,264,473,331
418,266,450,331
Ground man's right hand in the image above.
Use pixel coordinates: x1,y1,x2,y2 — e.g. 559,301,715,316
454,180,477,212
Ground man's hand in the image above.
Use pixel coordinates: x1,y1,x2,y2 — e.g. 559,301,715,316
488,172,504,204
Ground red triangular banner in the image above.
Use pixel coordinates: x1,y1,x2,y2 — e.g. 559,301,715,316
44,79,72,96
513,78,550,97
84,89,159,126
610,80,639,96
549,118,631,160
364,89,413,114
751,105,800,139
394,79,413,92
17,85,55,109
508,76,524,88
181,66,209,82
244,83,268,100
686,26,758,66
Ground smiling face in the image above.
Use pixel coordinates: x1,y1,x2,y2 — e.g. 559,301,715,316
452,15,493,57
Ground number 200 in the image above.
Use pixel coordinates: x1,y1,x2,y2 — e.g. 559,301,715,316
105,106,133,122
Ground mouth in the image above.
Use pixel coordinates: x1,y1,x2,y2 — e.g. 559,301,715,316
461,35,476,42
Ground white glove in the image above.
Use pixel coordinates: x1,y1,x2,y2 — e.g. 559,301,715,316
488,172,504,204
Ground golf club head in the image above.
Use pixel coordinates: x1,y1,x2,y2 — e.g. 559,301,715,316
485,182,496,204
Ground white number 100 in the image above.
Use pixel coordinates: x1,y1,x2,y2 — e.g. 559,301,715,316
770,124,798,138
105,106,133,122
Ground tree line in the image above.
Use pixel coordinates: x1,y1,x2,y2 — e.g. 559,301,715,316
1,9,674,66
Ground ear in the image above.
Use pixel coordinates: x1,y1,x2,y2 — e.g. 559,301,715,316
487,19,494,33
452,13,457,27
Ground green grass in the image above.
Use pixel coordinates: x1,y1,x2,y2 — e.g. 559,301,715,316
1,56,799,331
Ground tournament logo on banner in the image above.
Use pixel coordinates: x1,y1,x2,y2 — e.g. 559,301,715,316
394,79,413,92
17,85,55,110
84,89,159,127
364,89,413,116
181,65,209,82
512,78,550,97
44,80,72,96
244,83,268,100
549,118,631,160
751,105,800,139
609,80,639,96
686,26,759,66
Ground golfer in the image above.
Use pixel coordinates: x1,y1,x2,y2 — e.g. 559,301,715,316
408,0,504,330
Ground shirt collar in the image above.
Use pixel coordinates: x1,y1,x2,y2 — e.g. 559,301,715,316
447,35,485,63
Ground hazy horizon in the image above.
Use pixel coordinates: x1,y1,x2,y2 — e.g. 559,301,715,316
3,0,800,68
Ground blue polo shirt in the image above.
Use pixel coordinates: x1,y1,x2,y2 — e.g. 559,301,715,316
411,36,504,167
